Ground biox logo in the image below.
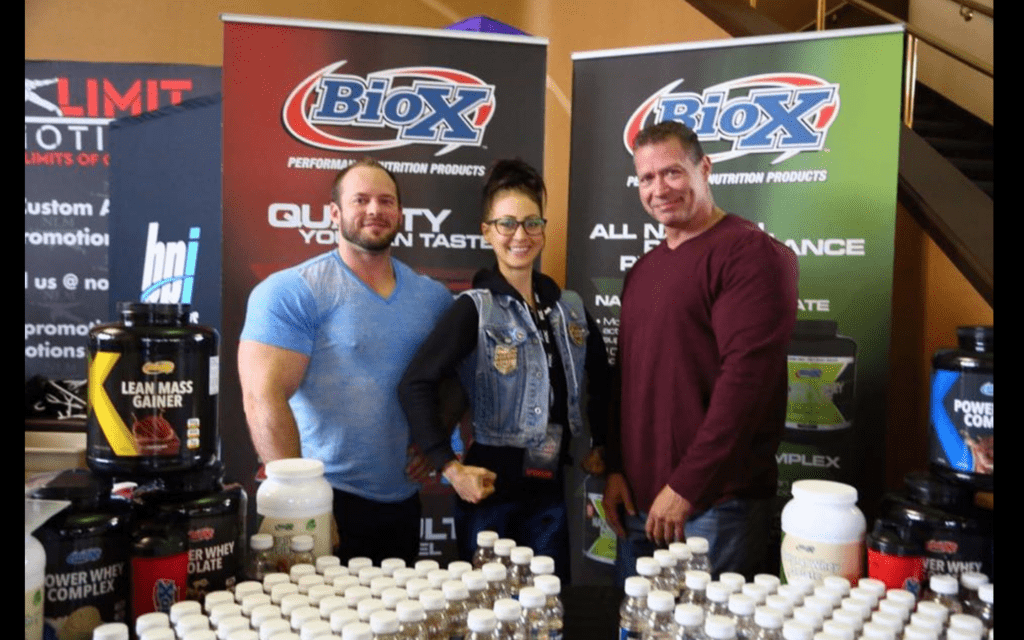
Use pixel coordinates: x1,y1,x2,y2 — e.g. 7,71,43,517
141,222,200,304
624,73,840,165
282,62,496,156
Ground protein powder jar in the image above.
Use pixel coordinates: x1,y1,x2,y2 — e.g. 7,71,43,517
780,480,865,584
865,518,926,596
132,461,247,602
130,504,189,620
256,458,334,559
29,469,133,639
929,326,993,490
786,320,857,432
87,302,220,478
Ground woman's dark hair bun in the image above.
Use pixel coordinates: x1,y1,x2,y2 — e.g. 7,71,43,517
482,158,546,218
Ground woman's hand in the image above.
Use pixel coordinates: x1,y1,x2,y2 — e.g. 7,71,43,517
442,460,497,503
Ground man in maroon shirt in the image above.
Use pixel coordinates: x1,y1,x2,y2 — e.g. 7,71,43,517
602,121,799,582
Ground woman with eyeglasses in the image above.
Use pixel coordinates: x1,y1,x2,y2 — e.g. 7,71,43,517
398,158,611,583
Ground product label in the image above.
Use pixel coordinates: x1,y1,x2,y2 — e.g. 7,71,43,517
88,338,216,460
780,533,863,584
866,548,925,596
42,535,130,638
923,531,990,580
620,627,642,640
131,552,188,619
185,505,242,601
930,370,993,475
26,587,43,640
786,355,855,430
258,511,333,559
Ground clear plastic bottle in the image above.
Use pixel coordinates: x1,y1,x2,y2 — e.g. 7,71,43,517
482,562,511,606
466,609,498,640
726,594,756,640
381,558,407,577
948,613,985,639
494,539,517,569
780,620,813,640
681,571,712,608
508,547,534,598
705,583,731,617
518,587,549,640
442,580,471,640
643,590,678,640
370,610,403,640
494,598,526,640
687,538,711,574
248,533,276,582
673,603,705,640
343,621,374,640
753,575,780,597
414,560,440,578
820,620,855,640
534,576,564,640
427,570,452,591
381,587,410,611
719,574,745,595
472,531,499,569
637,557,663,594
922,575,963,615
620,576,652,640
669,542,694,574
330,610,361,636
704,614,737,640
286,536,315,573
358,599,387,625
371,577,399,599
418,589,449,640
462,571,489,611
748,606,782,640
448,562,473,582
654,550,683,599
528,556,555,588
973,582,993,630
396,599,428,640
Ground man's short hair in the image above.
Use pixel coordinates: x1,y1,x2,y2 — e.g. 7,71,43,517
331,157,402,207
632,121,705,163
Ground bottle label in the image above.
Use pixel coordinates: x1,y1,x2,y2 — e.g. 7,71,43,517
619,627,642,640
26,586,43,640
185,493,243,601
786,355,855,430
42,533,130,634
258,512,333,558
132,552,188,618
866,547,925,596
929,370,993,475
780,532,863,584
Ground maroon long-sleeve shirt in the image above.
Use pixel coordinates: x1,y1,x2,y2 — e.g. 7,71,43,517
608,214,799,514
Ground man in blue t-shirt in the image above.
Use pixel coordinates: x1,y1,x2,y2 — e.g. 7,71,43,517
239,158,453,564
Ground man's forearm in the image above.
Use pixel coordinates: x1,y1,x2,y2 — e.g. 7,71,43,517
244,394,303,463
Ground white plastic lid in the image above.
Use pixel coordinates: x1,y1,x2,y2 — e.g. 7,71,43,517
823,575,851,595
674,603,704,626
978,582,993,603
653,549,677,568
624,576,651,597
476,530,499,547
235,581,265,602
687,536,710,554
358,566,384,586
447,560,472,579
297,620,329,640
176,613,210,633
136,612,170,634
419,587,446,611
788,576,817,597
719,572,745,593
647,589,675,612
884,588,916,609
210,602,243,624
271,582,300,604
266,458,325,479
876,598,910,622
328,609,359,633
380,586,408,609
225,630,259,640
249,604,282,629
915,601,949,623
960,571,989,590
901,625,939,640
857,578,887,599
822,620,856,640
742,583,769,605
847,588,879,610
291,565,317,586
380,557,405,575
803,595,834,617
510,546,534,565
181,631,217,640
705,613,738,639
930,574,959,595
754,573,781,594
392,567,417,586
706,581,730,604
139,629,177,640
811,633,844,640
216,617,250,639
348,557,373,572
764,594,794,618
369,576,397,596
298,573,325,591
395,599,425,622
427,569,451,588
791,606,823,630
782,620,815,640
405,578,431,599
530,555,555,575
728,593,756,616
493,538,516,556
290,605,321,630
356,598,384,622
869,611,902,634
636,556,660,577
368,609,399,634
315,555,341,573
441,579,468,600
945,628,980,640
776,584,804,607
494,598,522,621
462,570,487,591
171,601,204,623
343,585,372,608
340,621,371,640
860,621,897,640
949,613,984,634
791,479,858,505
518,586,545,608
669,541,693,561
317,595,347,618
263,573,290,592
333,575,360,593
94,622,131,640
257,618,290,640
829,608,863,632
307,584,335,605
534,574,561,596
467,609,498,633
754,606,783,629
482,561,507,581
685,570,712,590
909,612,944,633
413,559,439,574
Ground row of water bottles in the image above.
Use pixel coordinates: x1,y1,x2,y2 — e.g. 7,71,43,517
618,543,993,640
89,529,562,640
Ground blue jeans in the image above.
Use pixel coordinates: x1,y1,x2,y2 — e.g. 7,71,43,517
613,497,773,588
454,492,571,585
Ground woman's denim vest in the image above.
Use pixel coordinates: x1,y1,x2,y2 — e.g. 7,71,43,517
458,288,589,449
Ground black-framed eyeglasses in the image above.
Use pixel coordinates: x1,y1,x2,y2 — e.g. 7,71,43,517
483,217,547,236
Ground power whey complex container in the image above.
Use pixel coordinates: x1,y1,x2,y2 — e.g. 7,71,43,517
87,302,219,478
929,326,993,490
786,320,857,432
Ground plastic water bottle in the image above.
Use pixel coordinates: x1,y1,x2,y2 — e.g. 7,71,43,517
643,590,677,640
466,609,498,640
725,593,756,640
748,606,783,640
472,531,499,569
534,575,564,640
441,580,471,640
680,571,712,608
494,598,526,640
620,576,652,640
508,547,534,599
418,588,449,640
518,587,549,640
654,550,682,599
672,602,705,640
687,538,711,573
395,599,428,640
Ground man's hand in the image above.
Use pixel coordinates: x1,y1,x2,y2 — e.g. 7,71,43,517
645,484,691,547
406,445,434,483
601,472,636,539
581,445,606,476
442,460,497,503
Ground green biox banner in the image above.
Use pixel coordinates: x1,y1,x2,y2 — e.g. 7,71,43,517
566,25,904,571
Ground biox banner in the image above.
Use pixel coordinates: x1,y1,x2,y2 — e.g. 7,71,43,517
567,26,904,564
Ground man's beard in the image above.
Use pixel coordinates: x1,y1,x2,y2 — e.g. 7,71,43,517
341,221,398,252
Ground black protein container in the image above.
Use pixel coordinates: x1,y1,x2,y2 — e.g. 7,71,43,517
29,469,133,639
87,302,219,478
929,325,993,490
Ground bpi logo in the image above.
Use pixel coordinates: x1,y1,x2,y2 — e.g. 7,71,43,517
282,61,495,156
624,73,840,164
141,222,200,304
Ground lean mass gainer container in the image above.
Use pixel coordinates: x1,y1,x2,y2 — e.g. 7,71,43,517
87,302,219,477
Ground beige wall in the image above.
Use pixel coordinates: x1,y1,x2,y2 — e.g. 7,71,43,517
26,0,992,489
